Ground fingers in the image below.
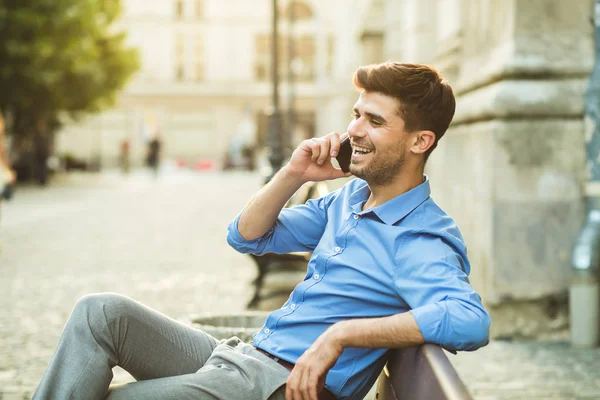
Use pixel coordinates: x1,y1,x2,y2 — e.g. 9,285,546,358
286,370,299,400
308,138,328,165
328,133,341,157
309,132,345,165
286,371,318,400
300,370,319,400
308,373,319,400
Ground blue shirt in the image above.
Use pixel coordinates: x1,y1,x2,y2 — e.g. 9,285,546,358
227,177,490,400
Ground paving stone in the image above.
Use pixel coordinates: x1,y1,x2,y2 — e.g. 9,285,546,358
0,170,260,396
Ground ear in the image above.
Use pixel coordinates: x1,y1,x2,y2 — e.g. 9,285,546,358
410,130,436,155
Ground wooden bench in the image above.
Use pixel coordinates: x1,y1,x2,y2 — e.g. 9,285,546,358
375,345,472,400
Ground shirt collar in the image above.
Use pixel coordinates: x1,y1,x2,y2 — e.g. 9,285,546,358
348,175,431,225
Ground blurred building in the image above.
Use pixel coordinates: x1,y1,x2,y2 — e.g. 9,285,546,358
56,0,337,167
323,0,591,339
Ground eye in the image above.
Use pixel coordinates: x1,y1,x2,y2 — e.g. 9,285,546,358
370,119,382,126
351,112,360,119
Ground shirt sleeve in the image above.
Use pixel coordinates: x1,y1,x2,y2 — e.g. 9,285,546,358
394,233,491,352
227,196,329,255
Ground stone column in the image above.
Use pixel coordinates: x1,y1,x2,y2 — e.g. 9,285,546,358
427,0,594,338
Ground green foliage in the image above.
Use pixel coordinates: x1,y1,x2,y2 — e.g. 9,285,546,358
0,0,139,133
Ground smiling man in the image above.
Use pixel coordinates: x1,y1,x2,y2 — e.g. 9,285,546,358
33,63,489,400
229,62,490,400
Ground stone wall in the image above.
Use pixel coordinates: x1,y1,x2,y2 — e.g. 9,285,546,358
374,0,594,338
440,0,592,338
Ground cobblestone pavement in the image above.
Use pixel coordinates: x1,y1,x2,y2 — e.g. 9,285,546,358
450,340,600,400
1,169,600,400
0,169,261,398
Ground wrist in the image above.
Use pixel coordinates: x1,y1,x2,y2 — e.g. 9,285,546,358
325,321,349,350
279,164,308,187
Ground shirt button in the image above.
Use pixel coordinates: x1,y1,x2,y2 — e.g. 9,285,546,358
264,328,270,334
354,214,360,220
291,304,296,309
334,246,341,252
313,273,320,280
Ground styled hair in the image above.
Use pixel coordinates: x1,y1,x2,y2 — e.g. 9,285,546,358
352,62,456,161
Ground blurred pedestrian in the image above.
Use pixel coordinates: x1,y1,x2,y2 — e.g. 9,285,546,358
0,113,17,250
34,119,50,185
119,138,130,174
146,133,162,177
0,114,16,190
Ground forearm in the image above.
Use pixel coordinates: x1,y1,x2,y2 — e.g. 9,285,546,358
237,166,307,240
323,312,424,350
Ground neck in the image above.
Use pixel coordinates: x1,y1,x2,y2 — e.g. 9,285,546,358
363,163,424,210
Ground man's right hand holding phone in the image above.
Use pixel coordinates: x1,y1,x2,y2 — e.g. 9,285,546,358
285,132,352,183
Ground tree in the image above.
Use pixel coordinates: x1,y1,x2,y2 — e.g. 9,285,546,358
0,0,139,180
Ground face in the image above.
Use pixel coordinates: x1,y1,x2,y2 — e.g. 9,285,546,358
347,91,410,186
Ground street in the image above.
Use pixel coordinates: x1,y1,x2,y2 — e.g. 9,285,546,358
1,169,599,399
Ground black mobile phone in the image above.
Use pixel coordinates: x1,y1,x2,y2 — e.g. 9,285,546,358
335,137,352,173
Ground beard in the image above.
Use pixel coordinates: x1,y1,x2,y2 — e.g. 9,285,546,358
350,142,406,187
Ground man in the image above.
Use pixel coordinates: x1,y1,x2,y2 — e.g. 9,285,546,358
33,62,489,400
0,113,16,229
146,133,162,176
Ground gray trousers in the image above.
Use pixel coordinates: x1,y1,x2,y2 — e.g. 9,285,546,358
33,293,290,400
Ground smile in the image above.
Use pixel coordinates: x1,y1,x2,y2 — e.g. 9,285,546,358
352,145,373,156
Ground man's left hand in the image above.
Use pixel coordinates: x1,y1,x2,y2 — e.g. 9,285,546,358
285,327,344,400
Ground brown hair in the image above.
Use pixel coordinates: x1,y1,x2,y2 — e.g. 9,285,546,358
353,62,456,161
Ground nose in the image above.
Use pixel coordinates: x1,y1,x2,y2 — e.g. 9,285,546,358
347,116,367,140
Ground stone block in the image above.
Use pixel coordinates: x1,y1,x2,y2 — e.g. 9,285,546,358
457,0,593,93
428,118,587,311
491,120,586,301
427,122,494,301
454,79,587,125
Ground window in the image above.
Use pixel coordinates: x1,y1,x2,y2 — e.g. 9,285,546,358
360,32,383,65
175,0,184,20
326,35,335,76
254,35,270,81
294,36,315,81
176,64,184,81
195,0,203,18
281,1,313,20
175,34,185,81
254,34,315,82
195,64,203,81
194,36,204,81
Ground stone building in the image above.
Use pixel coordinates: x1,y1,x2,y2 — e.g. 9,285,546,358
327,0,592,339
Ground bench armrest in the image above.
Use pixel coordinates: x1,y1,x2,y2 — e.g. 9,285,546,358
376,344,472,400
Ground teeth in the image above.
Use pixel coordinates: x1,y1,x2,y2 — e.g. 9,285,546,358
353,146,372,155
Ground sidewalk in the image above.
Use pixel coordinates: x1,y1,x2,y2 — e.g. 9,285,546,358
1,170,599,399
450,340,600,399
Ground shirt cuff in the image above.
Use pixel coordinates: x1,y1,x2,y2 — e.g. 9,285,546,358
227,214,248,242
409,302,444,344
226,213,265,253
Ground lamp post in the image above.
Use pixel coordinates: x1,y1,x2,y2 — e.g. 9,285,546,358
265,0,283,182
286,2,296,160
570,0,600,348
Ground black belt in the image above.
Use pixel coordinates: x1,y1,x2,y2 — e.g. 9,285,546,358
254,347,338,400
255,347,295,371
